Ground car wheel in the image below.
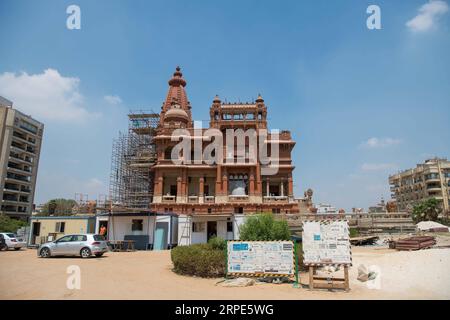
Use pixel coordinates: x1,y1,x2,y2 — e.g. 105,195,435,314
80,247,91,258
95,253,103,257
14,248,21,251
40,247,51,258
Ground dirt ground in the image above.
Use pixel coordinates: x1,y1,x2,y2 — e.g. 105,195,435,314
1,245,449,300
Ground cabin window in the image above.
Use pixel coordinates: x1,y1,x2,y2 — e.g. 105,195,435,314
55,222,65,233
132,219,143,231
192,222,205,232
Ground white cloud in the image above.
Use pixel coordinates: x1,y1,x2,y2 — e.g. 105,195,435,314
361,163,397,171
406,0,449,32
104,95,122,105
0,68,97,122
361,137,402,148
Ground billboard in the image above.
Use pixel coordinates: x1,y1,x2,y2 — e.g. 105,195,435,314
302,220,352,266
227,241,295,276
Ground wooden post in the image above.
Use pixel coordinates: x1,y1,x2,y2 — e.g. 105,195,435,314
344,265,349,292
309,266,314,290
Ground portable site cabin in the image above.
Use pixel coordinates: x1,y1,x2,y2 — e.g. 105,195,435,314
95,212,178,250
177,214,246,246
28,215,96,246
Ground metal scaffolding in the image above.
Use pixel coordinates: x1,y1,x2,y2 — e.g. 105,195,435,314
109,111,159,210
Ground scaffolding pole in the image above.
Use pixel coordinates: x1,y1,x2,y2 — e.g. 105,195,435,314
109,111,159,210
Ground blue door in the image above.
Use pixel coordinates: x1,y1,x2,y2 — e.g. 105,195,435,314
154,222,168,250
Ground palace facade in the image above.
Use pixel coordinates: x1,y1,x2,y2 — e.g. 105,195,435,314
150,67,300,220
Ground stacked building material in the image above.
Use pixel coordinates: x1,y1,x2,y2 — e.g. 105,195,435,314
395,236,436,251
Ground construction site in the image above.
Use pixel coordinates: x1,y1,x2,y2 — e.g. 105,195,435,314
109,111,159,211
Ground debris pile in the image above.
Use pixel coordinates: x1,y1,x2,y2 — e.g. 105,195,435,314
217,278,255,287
357,264,378,282
350,236,379,246
395,236,436,251
416,221,449,233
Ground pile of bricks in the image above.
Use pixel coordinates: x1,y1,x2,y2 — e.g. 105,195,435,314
395,236,436,251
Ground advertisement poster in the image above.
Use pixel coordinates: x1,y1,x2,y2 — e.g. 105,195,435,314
227,241,294,276
302,220,352,265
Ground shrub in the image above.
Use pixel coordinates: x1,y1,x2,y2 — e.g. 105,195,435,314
208,236,227,251
171,243,226,278
239,213,291,241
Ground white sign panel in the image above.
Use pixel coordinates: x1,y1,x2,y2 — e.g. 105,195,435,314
227,241,294,276
302,220,352,265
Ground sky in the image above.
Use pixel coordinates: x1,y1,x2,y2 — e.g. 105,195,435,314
0,0,449,211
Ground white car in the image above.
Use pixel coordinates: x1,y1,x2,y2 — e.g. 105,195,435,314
0,233,26,250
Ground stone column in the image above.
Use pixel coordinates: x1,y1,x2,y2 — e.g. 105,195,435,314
223,175,228,196
199,177,204,196
249,167,255,196
288,174,293,197
256,164,261,195
177,177,182,197
216,165,222,195
266,178,270,196
199,177,204,204
154,171,162,196
280,178,284,197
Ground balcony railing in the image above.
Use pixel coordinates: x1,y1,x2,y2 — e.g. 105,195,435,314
263,196,288,203
162,195,176,203
228,195,249,202
204,196,215,203
188,196,199,203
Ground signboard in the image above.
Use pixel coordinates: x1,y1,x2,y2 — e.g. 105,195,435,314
227,241,295,276
302,220,352,266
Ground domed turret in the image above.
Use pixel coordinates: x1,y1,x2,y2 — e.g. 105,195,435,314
164,105,189,122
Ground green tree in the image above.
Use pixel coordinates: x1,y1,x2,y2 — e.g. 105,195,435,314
239,213,291,241
41,198,77,216
0,214,28,233
412,198,441,223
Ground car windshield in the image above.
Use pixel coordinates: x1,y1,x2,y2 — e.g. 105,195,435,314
93,235,105,241
6,233,16,238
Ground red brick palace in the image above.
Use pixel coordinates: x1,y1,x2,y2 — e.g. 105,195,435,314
150,67,300,215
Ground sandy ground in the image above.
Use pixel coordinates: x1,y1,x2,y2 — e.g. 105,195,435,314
1,245,449,300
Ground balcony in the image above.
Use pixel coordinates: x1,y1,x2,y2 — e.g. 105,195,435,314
5,176,31,185
228,195,249,202
162,195,176,203
7,166,32,175
427,185,441,191
204,196,215,203
263,196,288,203
188,196,199,203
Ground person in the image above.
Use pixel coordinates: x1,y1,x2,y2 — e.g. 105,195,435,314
0,234,6,251
99,225,107,238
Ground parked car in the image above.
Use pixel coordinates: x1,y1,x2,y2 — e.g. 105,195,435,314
0,233,26,250
37,234,108,258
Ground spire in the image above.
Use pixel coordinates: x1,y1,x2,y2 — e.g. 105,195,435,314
163,66,190,112
161,66,192,126
256,93,264,103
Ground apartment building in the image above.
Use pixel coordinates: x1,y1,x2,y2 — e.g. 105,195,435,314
389,158,450,214
0,96,44,220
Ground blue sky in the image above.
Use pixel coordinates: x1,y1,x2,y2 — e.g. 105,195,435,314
0,0,449,210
